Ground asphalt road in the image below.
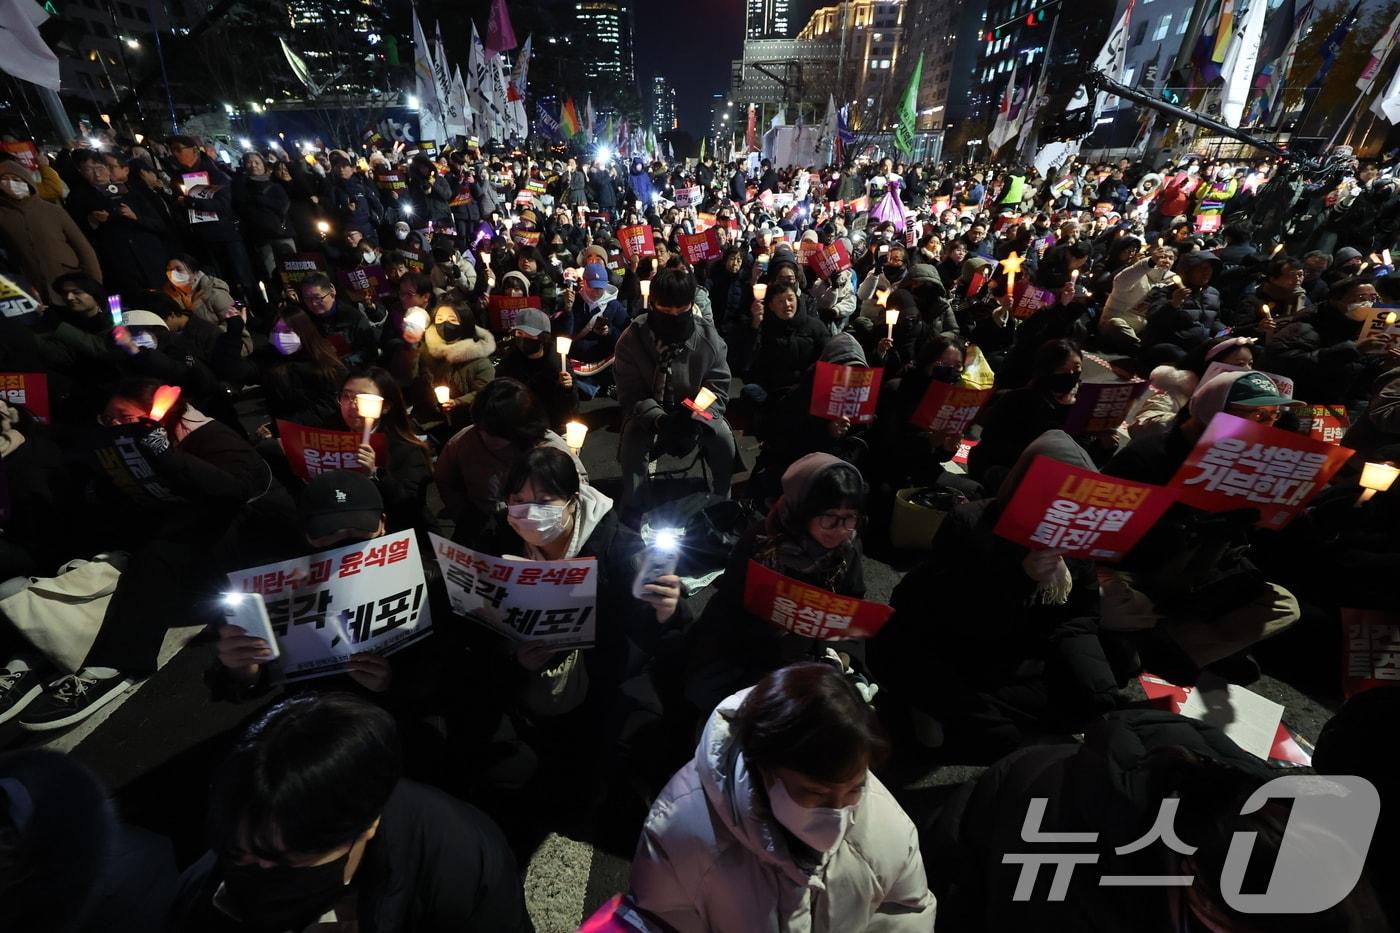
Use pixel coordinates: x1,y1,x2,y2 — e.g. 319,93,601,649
3,368,1344,932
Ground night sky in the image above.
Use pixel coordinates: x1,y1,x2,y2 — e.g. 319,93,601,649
631,0,825,133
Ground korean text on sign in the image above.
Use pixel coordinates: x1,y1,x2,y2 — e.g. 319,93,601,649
617,224,657,260
741,561,892,640
487,294,543,332
1342,609,1400,699
1011,281,1057,320
1167,413,1353,529
1296,405,1349,446
95,427,181,504
678,229,721,265
1358,305,1400,352
909,382,992,435
275,420,388,482
807,241,853,279
1061,381,1148,435
992,456,1177,561
227,531,431,681
809,361,884,424
428,533,598,648
0,372,50,424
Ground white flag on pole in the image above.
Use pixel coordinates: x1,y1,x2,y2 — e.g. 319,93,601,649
1358,10,1400,92
1219,0,1268,127
435,23,467,137
988,61,1019,150
1372,60,1400,123
507,36,531,140
452,65,473,134
412,11,445,141
0,0,60,90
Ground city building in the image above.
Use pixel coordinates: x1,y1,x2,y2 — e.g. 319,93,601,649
1089,0,1194,147
49,0,201,108
574,1,635,88
797,0,905,130
285,0,392,94
729,36,840,127
746,0,791,39
897,0,984,132
651,75,677,131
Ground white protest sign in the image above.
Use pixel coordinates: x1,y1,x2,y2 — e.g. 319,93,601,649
429,532,597,648
1358,305,1400,351
226,530,432,681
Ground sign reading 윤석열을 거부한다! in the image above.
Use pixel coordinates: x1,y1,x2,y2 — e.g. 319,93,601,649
429,533,598,649
743,561,893,640
809,362,883,424
226,530,432,681
993,456,1178,561
1167,413,1354,529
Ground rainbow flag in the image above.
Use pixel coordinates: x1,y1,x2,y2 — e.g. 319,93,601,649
561,98,581,138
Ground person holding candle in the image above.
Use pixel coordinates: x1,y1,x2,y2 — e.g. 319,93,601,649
496,307,579,432
421,299,496,430
328,367,434,532
1136,250,1223,356
614,267,736,509
297,273,380,368
1268,276,1391,406
727,281,828,437
563,262,631,399
1236,255,1312,334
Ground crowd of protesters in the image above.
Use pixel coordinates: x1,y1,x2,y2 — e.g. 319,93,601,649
0,126,1398,932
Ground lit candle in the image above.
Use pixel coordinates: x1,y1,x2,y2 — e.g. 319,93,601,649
556,335,572,372
107,294,123,327
1260,304,1271,320
1358,461,1399,505
1271,242,1284,256
316,220,330,236
403,308,430,339
354,393,383,446
1001,250,1024,297
1156,238,1163,248
1385,311,1398,326
148,384,181,421
1070,269,1080,283
639,279,651,308
885,306,899,340
258,281,268,303
692,387,717,411
875,288,891,308
434,385,450,405
1384,249,1393,267
752,282,768,301
564,421,588,453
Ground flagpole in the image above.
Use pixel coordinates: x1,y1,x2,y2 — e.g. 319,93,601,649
1327,38,1396,148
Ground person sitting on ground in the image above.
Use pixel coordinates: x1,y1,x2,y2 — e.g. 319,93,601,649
421,298,496,431
169,692,533,932
630,662,936,931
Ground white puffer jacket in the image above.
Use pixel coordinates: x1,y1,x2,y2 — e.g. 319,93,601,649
629,689,936,932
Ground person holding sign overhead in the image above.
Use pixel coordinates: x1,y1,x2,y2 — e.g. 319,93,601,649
686,453,874,717
630,663,936,932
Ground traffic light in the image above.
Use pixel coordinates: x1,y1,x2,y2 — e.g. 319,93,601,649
1026,13,1035,24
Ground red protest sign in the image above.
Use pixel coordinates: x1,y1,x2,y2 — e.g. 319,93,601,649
909,382,992,434
677,229,721,265
1,141,38,172
694,211,716,231
1167,413,1354,529
742,560,892,640
1296,405,1350,446
617,224,656,260
511,229,541,248
809,362,883,424
1342,608,1400,698
1193,213,1222,234
276,420,387,481
808,240,853,279
953,438,978,466
1061,381,1149,435
487,294,543,332
0,372,50,424
1011,280,1057,320
993,456,1177,561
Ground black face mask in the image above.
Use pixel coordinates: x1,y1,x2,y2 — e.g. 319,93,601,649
885,264,906,282
930,364,961,384
1042,371,1082,395
220,851,350,931
649,309,695,345
517,336,542,356
438,321,466,343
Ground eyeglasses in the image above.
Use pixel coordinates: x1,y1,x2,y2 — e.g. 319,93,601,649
302,291,333,303
814,512,860,531
1226,405,1280,423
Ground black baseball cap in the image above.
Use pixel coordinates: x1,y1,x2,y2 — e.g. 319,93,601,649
299,470,383,540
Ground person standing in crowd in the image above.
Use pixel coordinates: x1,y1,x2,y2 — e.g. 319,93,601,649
0,157,102,303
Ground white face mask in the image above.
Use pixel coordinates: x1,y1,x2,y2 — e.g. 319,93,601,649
270,325,302,356
168,269,192,287
363,249,379,264
4,179,30,199
506,501,570,544
1344,300,1374,321
131,331,158,350
765,775,861,854
394,224,410,241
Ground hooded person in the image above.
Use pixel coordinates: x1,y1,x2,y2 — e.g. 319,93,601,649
421,299,496,429
685,453,873,716
630,663,936,932
869,431,1122,758
0,158,103,304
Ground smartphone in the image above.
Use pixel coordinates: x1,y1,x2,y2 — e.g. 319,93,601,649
633,529,682,600
221,592,280,660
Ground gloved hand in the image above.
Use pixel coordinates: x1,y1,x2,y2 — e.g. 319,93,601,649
665,408,700,436
136,421,171,458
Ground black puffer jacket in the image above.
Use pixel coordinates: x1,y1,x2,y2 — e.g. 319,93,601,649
1266,304,1377,405
726,304,829,394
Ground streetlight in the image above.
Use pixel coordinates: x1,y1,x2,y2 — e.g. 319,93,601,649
408,95,420,110
124,37,140,49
